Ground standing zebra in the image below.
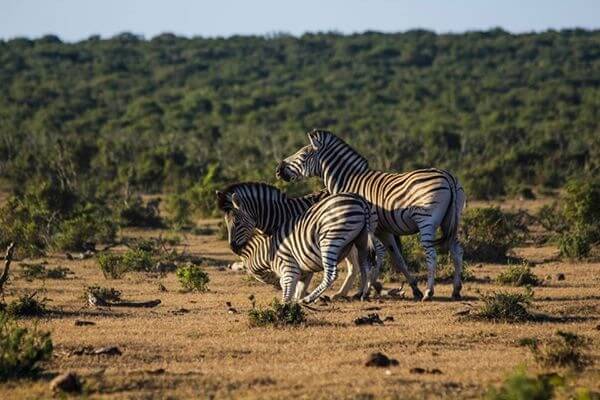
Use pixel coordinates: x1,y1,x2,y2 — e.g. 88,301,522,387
276,129,466,301
216,182,378,303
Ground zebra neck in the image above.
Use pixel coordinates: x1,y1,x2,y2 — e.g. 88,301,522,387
320,145,369,193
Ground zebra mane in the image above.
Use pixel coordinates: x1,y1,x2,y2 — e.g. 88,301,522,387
220,182,287,207
316,130,369,170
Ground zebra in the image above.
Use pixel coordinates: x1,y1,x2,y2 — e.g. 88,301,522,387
234,229,386,300
276,129,466,301
216,182,379,303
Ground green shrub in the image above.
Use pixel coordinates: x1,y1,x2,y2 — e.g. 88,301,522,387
436,255,475,282
248,299,305,327
0,197,50,258
176,263,210,292
53,206,117,251
19,264,71,280
97,252,128,279
528,331,592,371
122,248,154,272
496,263,540,286
5,294,47,318
558,228,592,259
485,367,564,400
0,313,53,381
118,196,164,228
461,207,526,262
475,289,534,322
165,193,193,229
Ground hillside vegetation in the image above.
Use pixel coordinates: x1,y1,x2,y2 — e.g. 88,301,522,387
1,29,599,201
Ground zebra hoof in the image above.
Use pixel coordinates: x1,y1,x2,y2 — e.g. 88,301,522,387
422,289,434,302
451,292,462,301
412,287,424,301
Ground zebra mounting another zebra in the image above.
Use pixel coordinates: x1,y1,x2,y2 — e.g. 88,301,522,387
276,129,466,301
216,182,380,303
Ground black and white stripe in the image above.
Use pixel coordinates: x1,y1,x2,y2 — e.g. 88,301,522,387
277,129,466,301
217,183,378,303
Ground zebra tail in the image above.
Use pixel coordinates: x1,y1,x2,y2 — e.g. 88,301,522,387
364,204,378,266
434,173,463,249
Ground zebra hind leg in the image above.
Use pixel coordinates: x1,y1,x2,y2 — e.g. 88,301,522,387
450,240,464,300
301,245,339,304
379,233,423,300
333,251,358,300
418,225,438,302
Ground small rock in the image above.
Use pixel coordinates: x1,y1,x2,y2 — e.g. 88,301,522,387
410,367,426,374
74,320,95,326
365,352,399,367
354,313,384,326
65,252,74,260
556,273,565,281
172,308,189,315
50,372,82,393
226,301,238,314
383,316,394,322
147,368,165,375
157,283,168,292
545,274,552,280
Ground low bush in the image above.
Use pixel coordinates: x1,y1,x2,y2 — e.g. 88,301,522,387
19,264,71,280
118,195,164,228
248,299,305,327
436,255,475,282
558,228,593,259
53,206,117,251
526,331,592,371
461,207,526,262
97,252,128,279
176,263,210,292
5,294,48,318
485,367,564,400
475,289,534,322
0,313,53,381
496,263,540,286
122,248,154,272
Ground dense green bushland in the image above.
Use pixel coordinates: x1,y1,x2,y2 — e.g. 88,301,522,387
0,29,599,204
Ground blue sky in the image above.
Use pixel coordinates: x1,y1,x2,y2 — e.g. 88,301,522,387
2,0,599,41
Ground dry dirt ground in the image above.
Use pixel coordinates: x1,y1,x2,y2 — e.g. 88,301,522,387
1,214,599,399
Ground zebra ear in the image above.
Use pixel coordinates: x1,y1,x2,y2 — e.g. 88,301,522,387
215,190,231,211
307,129,322,149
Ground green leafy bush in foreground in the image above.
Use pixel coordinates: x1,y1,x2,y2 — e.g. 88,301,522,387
475,289,534,322
248,299,305,327
0,313,53,381
485,367,564,400
176,263,210,292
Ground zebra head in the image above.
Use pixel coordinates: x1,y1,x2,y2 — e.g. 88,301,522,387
276,129,331,182
216,191,257,255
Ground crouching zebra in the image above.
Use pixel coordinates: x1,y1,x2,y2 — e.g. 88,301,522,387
216,182,379,303
231,229,386,300
276,129,466,301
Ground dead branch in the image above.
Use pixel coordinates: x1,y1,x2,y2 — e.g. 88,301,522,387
0,242,15,294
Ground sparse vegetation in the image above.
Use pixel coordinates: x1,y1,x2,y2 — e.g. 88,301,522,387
248,299,306,327
474,289,534,322
0,313,53,381
485,367,564,400
122,248,154,272
176,263,210,292
19,264,71,280
525,331,592,371
118,196,164,228
496,263,540,286
5,293,48,318
97,252,128,279
461,207,526,262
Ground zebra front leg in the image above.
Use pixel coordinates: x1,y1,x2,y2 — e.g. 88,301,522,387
450,239,464,300
379,233,423,300
280,268,301,303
